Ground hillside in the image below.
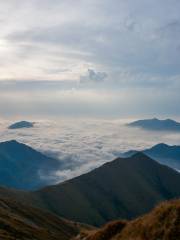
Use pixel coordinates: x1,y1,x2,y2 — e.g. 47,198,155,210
77,199,180,240
35,153,180,226
0,140,61,190
127,118,180,131
0,197,81,240
123,143,180,171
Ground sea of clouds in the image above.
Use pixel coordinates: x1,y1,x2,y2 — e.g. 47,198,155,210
0,118,180,183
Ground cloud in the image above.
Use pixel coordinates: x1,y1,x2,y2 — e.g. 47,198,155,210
157,20,180,39
0,118,180,183
0,0,180,81
80,69,108,83
0,79,180,118
0,0,180,117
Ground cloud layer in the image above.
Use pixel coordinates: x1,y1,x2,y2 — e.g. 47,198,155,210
0,80,179,118
0,118,180,182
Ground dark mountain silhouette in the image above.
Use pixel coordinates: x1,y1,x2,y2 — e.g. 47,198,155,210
8,121,34,129
123,143,180,171
127,118,180,131
0,140,61,190
76,199,180,240
33,153,180,226
0,143,179,228
0,197,82,240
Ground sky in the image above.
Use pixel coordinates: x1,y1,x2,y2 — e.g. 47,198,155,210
0,0,180,117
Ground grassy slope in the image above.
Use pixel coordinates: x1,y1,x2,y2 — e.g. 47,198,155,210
81,199,180,240
0,197,81,240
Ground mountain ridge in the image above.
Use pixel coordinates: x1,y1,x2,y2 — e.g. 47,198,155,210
8,121,34,129
122,143,180,171
127,118,180,131
34,152,180,226
0,140,61,190
0,141,179,227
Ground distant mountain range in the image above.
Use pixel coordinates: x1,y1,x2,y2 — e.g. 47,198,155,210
127,118,180,131
0,140,61,190
8,121,34,129
77,199,180,240
122,143,180,171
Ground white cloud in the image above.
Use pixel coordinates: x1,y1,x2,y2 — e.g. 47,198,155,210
0,0,180,117
0,79,179,118
80,69,108,83
0,118,180,183
0,0,180,81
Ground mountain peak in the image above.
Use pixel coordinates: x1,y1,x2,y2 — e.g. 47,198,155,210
127,118,180,131
123,142,180,172
150,143,169,150
8,121,34,129
38,153,180,226
0,140,61,190
131,151,149,159
2,139,19,145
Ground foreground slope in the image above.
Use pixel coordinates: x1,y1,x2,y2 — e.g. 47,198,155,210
36,153,180,226
78,200,180,240
0,140,61,190
0,198,80,240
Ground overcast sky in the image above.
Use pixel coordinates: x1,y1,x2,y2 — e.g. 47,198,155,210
0,0,180,118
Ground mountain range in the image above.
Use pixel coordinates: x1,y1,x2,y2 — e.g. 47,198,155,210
0,140,179,228
127,118,180,131
122,143,180,171
0,153,180,226
32,152,180,226
8,121,34,129
0,140,61,190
